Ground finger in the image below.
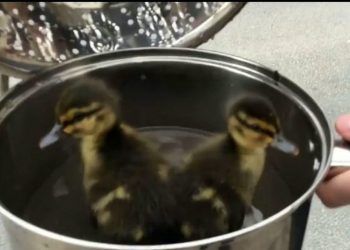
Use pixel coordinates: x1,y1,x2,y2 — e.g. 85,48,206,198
316,170,350,208
324,167,349,182
335,114,350,142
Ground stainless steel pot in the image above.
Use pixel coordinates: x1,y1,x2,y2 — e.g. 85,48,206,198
0,48,349,250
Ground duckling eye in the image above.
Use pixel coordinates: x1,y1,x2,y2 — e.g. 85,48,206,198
249,123,260,131
72,113,87,123
63,112,88,127
235,125,244,134
61,106,102,127
96,114,104,121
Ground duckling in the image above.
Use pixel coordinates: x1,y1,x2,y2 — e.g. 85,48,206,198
41,77,179,244
173,94,299,241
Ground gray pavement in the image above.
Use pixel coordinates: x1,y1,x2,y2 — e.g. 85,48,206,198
200,2,350,250
1,2,350,250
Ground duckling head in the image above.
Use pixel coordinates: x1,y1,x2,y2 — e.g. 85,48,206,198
227,95,299,155
39,77,120,148
55,77,120,138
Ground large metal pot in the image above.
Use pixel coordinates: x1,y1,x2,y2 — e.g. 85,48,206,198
0,48,349,250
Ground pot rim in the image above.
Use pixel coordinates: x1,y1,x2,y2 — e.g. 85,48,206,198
0,47,333,249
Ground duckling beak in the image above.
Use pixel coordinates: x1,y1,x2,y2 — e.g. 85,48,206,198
271,134,299,156
39,123,62,149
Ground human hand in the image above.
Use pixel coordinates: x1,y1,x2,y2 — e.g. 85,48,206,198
316,114,350,208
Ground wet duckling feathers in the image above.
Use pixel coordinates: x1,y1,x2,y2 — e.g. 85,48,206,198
55,77,180,244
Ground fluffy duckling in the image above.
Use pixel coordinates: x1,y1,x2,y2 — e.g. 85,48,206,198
41,77,179,244
174,94,299,241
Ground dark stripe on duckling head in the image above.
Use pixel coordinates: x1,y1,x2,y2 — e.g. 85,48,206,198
229,95,280,132
235,113,275,137
61,105,103,128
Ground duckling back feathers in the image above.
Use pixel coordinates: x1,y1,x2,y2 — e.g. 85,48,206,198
179,134,258,204
82,123,180,244
173,134,247,240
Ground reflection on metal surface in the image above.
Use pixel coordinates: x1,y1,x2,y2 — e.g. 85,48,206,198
242,206,264,228
313,158,320,171
0,2,244,70
331,140,350,167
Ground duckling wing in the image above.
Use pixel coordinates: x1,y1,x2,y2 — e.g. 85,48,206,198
214,182,246,232
91,125,183,243
172,135,246,240
90,169,180,244
170,169,229,240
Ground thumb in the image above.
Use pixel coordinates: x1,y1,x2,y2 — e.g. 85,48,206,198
335,114,350,142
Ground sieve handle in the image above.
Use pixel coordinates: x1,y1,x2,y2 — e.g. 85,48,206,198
330,139,350,167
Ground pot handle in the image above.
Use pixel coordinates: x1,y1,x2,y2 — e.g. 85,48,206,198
330,139,350,167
